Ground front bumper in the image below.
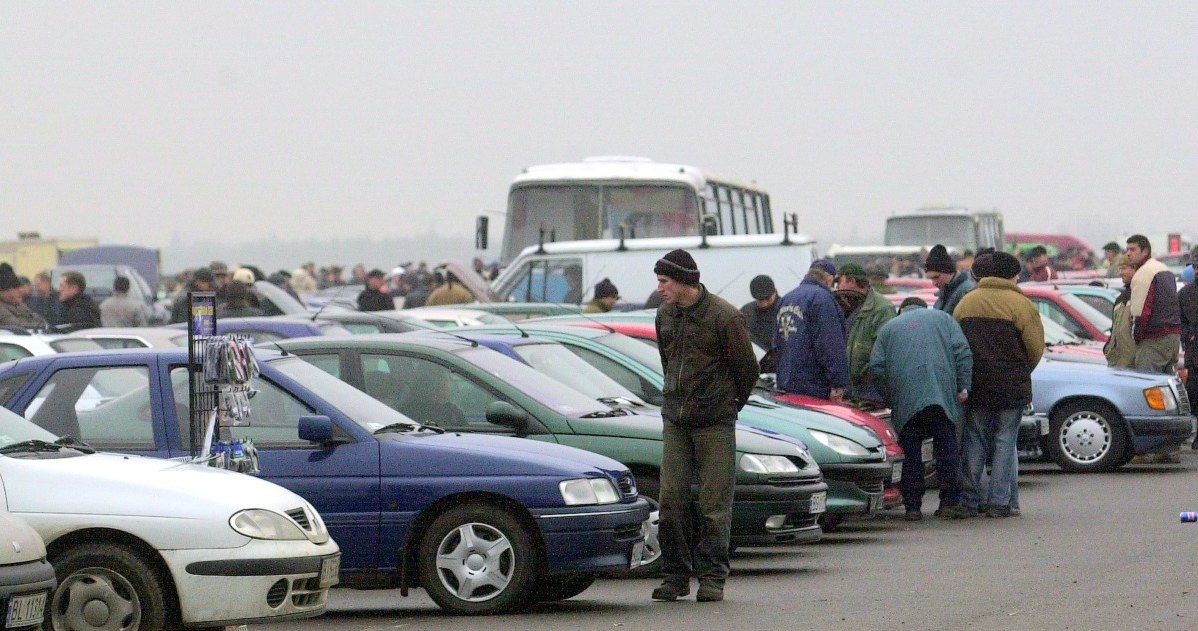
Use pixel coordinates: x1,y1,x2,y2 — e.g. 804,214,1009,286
820,461,891,516
731,479,828,546
1127,414,1197,453
533,498,650,574
167,539,339,626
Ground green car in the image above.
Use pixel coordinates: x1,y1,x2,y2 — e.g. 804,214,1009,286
274,335,830,556
461,323,891,523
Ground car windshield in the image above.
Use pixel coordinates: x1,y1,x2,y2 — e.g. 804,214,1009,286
453,347,611,417
594,332,664,374
252,280,309,316
510,341,645,404
1059,292,1113,334
268,356,425,432
0,405,65,447
1040,314,1084,345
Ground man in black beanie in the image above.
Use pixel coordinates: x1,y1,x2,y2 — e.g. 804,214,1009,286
651,248,759,603
925,244,975,315
739,274,779,350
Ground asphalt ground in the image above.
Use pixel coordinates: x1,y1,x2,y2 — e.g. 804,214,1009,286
276,452,1198,631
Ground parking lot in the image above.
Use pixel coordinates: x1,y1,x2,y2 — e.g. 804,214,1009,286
274,455,1198,631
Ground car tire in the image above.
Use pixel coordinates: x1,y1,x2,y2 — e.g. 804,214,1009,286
1046,400,1128,473
530,573,597,602
818,513,843,533
50,542,171,631
419,504,538,615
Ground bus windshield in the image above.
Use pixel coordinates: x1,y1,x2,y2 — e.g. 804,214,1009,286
885,215,977,250
505,184,699,260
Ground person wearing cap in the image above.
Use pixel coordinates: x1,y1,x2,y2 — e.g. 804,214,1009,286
357,269,395,312
170,267,217,324
924,244,976,315
1100,241,1123,277
773,258,849,402
0,263,48,329
739,275,780,350
835,263,895,405
651,249,758,604
869,296,973,521
953,250,1044,518
583,278,619,313
1104,254,1138,369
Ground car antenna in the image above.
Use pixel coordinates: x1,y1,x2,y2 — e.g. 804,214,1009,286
401,315,481,347
267,341,289,356
310,284,352,322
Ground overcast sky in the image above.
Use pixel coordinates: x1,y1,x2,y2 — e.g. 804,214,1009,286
2,2,1196,257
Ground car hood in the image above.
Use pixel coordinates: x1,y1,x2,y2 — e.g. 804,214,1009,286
563,409,812,460
0,511,46,563
0,452,315,518
384,432,629,478
1036,357,1172,383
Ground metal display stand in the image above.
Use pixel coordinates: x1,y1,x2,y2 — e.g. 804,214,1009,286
186,291,260,473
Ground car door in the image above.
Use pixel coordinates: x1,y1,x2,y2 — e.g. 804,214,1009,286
161,360,383,573
1031,297,1092,340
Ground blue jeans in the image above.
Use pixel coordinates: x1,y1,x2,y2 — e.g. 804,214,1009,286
961,406,1022,509
659,421,736,586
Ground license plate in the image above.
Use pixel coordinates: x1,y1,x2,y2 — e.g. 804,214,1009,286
6,592,46,628
868,493,884,513
921,440,934,462
319,554,340,588
630,541,645,568
891,462,903,483
1039,418,1051,436
809,491,827,514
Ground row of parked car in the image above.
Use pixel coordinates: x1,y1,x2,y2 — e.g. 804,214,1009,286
0,283,1192,625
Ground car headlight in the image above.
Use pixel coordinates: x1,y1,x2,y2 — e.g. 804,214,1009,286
1144,386,1178,412
230,509,309,540
739,454,800,474
809,430,871,457
560,478,621,505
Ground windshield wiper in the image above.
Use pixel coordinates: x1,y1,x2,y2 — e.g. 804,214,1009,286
372,422,420,434
597,396,643,409
580,409,629,418
0,437,95,455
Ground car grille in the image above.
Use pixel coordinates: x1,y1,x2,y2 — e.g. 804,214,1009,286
1175,378,1191,415
290,577,327,609
286,507,312,531
614,523,642,540
617,472,637,498
266,579,288,608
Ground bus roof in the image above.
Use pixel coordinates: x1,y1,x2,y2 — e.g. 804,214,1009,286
514,233,815,258
511,156,765,193
889,205,1001,217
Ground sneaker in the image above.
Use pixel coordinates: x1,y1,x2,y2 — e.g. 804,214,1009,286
651,581,690,601
696,581,723,602
937,505,976,519
1159,451,1182,464
986,505,1013,518
904,509,923,521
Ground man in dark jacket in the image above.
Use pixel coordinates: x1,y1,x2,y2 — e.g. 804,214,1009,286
652,249,759,603
925,244,976,314
357,269,394,311
1126,234,1181,373
171,268,216,324
774,258,849,401
58,271,101,330
954,251,1044,518
739,274,779,350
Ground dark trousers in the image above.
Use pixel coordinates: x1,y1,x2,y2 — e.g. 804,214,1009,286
659,421,736,586
898,405,962,511
1186,366,1198,447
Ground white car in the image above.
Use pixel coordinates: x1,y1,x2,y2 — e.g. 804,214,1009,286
0,510,56,630
0,331,105,363
58,326,189,350
0,409,340,630
400,306,507,328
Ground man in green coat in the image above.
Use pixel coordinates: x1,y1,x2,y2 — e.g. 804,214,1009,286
835,263,896,405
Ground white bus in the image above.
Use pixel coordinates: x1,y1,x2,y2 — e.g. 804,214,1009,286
491,156,775,264
884,205,1004,252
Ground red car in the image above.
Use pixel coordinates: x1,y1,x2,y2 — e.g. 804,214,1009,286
546,316,918,509
1019,285,1112,343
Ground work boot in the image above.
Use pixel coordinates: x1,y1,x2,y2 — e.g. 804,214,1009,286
986,505,1013,518
696,580,723,602
904,509,923,521
938,505,976,519
651,580,690,601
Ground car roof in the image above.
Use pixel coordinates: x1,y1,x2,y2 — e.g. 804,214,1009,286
274,333,474,353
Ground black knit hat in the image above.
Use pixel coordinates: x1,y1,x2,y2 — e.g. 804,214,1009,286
654,249,700,285
924,244,955,274
0,264,18,291
594,278,619,299
749,274,775,300
990,251,1023,279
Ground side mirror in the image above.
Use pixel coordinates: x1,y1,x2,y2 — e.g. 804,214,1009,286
298,415,335,443
485,401,530,433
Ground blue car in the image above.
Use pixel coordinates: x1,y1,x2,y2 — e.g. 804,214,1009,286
167,315,352,342
1022,356,1196,472
0,349,650,614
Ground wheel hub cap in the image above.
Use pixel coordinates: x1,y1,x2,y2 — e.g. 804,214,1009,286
1061,414,1110,462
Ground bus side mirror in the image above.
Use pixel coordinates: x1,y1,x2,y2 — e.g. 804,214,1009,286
475,216,489,250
